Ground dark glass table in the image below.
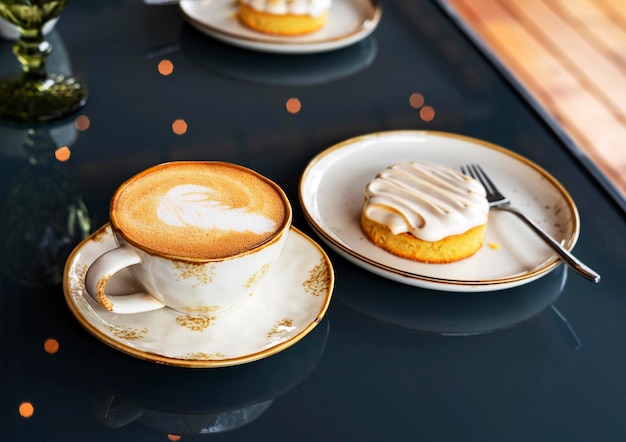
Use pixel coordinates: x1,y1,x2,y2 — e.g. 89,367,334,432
1,1,625,441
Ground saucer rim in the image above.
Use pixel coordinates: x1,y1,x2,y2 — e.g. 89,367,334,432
63,223,334,368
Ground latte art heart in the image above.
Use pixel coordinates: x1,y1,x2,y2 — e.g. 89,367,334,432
157,184,277,234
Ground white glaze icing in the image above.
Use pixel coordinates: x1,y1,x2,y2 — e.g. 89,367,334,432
240,0,331,17
362,162,489,242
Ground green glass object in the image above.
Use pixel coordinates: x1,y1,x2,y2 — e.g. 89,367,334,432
0,0,87,122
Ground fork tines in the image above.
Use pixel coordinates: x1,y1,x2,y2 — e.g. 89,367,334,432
461,164,494,193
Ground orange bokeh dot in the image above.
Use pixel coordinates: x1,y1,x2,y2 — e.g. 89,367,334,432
55,146,71,162
74,115,90,131
158,59,174,76
44,338,59,354
420,106,435,121
19,402,34,418
168,435,182,441
409,93,425,109
172,119,188,135
286,98,301,114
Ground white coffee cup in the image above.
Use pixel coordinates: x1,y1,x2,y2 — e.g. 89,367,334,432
85,161,292,315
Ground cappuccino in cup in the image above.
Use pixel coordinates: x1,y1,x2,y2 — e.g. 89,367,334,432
85,162,292,316
113,162,287,259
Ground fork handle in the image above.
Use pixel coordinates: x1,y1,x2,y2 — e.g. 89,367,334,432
496,206,601,283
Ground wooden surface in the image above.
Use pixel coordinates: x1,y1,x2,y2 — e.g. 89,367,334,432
445,0,626,198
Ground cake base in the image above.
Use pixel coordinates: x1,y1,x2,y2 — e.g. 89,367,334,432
360,213,487,264
238,4,328,36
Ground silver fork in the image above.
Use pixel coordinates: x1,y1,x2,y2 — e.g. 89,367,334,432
461,164,600,283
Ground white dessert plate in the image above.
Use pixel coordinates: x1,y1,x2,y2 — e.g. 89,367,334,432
299,130,580,292
63,223,334,367
179,0,382,54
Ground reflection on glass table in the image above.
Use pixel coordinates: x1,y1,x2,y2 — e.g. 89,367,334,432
0,117,91,287
145,24,378,87
88,319,329,435
336,262,569,336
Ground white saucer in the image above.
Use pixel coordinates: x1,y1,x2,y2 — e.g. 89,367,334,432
179,0,382,54
63,223,334,367
299,130,580,292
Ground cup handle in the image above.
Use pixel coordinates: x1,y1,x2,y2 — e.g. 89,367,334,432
85,246,165,314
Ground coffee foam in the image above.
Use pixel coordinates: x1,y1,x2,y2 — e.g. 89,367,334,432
112,163,288,259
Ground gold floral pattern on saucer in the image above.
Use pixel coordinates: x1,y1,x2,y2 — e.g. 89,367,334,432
178,352,227,361
63,223,334,368
109,326,148,341
304,259,332,297
175,315,215,332
267,318,294,340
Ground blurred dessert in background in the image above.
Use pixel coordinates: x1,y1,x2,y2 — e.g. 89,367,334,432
238,0,331,36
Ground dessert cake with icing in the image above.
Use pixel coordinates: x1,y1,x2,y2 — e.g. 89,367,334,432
238,0,331,36
360,161,489,263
